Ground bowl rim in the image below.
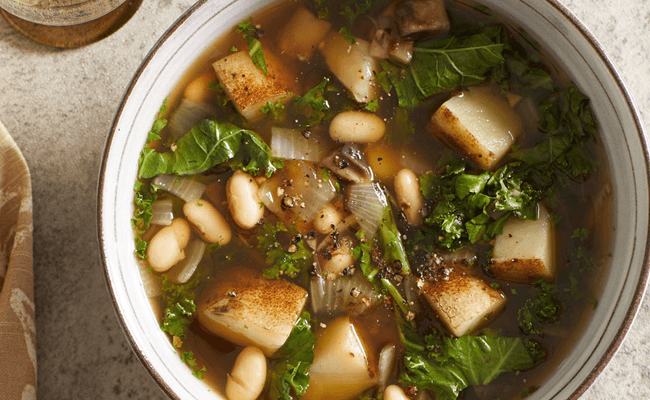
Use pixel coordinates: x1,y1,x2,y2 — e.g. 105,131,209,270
97,0,650,399
540,1,649,397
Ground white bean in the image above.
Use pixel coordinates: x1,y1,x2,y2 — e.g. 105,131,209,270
226,346,267,400
227,170,265,229
314,203,343,234
329,111,385,143
383,384,409,400
183,200,232,245
146,218,191,272
184,73,214,103
321,237,355,277
394,168,424,226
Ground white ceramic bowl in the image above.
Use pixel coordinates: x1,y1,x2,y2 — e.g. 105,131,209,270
98,0,649,399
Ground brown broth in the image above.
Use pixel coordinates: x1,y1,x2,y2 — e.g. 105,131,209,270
142,0,615,399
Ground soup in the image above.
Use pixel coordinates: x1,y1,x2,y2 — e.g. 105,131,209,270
131,0,612,399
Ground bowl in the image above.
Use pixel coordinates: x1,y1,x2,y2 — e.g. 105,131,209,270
98,0,650,398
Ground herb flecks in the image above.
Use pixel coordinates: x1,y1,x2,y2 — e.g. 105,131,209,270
257,222,312,279
237,19,267,75
160,273,201,341
181,351,207,380
517,279,563,336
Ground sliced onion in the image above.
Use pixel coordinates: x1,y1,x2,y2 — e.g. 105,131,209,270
369,29,391,60
440,247,477,266
347,182,388,238
310,272,382,317
377,344,397,390
258,161,336,223
403,274,422,314
150,198,173,226
152,174,206,203
168,98,217,140
137,258,162,298
166,238,206,284
271,127,324,162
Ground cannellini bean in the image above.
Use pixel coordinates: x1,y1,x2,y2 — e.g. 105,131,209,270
329,111,385,143
183,199,231,245
227,170,265,229
226,346,267,400
394,168,423,226
321,237,355,277
314,204,343,234
146,218,191,272
384,385,409,400
183,72,214,103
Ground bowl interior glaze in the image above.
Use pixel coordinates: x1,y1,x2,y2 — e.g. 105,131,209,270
98,0,649,399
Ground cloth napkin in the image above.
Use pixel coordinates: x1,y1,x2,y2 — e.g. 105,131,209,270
0,119,35,399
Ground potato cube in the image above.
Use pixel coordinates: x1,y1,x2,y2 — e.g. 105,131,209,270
320,32,380,103
422,270,507,337
279,7,331,61
197,268,307,356
428,86,523,170
491,203,557,284
304,316,377,400
212,50,294,122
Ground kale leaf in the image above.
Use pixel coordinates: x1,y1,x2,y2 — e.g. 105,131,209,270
489,26,553,94
294,77,333,128
351,205,411,314
138,118,282,179
398,315,535,400
293,77,357,128
268,312,316,400
160,273,200,340
237,19,267,75
338,0,388,43
260,99,286,121
132,181,158,236
378,204,411,275
257,222,312,279
517,279,563,335
314,0,331,19
512,84,597,195
411,161,540,251
382,31,505,109
146,99,168,143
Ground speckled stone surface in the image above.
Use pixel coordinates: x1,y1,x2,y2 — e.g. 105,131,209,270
0,0,648,398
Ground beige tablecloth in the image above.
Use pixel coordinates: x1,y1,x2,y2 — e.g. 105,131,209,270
0,119,35,399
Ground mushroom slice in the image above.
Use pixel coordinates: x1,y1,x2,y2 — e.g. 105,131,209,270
197,268,308,356
320,144,373,183
490,203,556,284
394,0,450,38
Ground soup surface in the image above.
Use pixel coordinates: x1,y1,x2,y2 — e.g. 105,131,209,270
131,0,613,399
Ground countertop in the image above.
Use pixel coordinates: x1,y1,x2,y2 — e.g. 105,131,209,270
0,0,649,398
